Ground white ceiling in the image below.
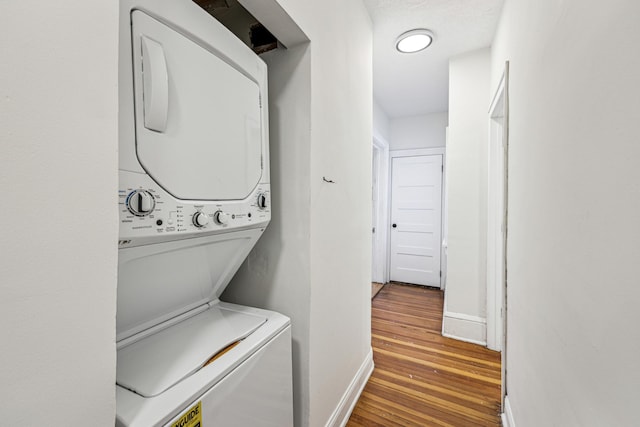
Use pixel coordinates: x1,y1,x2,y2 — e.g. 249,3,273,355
363,0,504,118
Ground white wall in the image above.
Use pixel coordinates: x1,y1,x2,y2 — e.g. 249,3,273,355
373,99,390,142
224,43,313,426
492,0,640,425
443,48,491,344
0,1,118,424
389,112,448,150
224,1,373,426
307,2,372,424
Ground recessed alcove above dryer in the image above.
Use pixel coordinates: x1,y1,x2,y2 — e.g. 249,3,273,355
194,0,280,54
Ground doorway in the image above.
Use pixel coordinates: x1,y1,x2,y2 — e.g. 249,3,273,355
389,149,444,287
487,62,509,408
372,136,390,285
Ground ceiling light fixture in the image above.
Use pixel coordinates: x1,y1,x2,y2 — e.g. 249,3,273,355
396,29,434,53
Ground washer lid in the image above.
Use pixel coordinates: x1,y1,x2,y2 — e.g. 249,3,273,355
117,305,266,398
116,229,263,342
131,11,264,201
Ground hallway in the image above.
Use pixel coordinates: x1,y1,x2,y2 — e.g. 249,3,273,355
348,283,501,426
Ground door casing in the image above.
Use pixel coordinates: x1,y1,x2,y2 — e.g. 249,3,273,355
372,133,390,284
487,61,509,407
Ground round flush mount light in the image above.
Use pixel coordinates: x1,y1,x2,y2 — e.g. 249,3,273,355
396,29,434,53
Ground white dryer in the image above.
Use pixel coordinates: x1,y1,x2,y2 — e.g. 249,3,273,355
116,1,293,426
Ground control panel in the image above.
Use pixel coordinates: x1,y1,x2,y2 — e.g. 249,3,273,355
119,171,270,247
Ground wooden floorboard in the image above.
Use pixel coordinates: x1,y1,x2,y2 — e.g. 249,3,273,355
347,283,501,427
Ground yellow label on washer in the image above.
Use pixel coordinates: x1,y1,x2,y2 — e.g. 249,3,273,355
172,401,202,427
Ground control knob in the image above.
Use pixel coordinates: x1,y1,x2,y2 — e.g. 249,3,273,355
192,211,209,228
214,210,229,225
257,192,268,209
127,190,155,216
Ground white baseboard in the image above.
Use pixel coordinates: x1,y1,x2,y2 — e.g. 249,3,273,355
325,348,374,427
501,395,516,427
442,310,487,346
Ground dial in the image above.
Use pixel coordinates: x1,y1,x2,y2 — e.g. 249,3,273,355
214,210,229,225
127,190,155,216
192,211,209,228
257,192,268,209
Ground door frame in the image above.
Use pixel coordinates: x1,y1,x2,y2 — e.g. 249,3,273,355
487,62,509,404
372,132,390,284
388,148,446,289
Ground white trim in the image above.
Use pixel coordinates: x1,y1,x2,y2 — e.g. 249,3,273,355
486,62,509,352
371,145,382,283
441,127,449,290
373,134,390,283
501,395,516,427
486,110,504,351
325,349,374,427
489,72,506,115
444,311,486,324
442,310,487,346
373,128,389,149
237,0,309,48
390,147,444,158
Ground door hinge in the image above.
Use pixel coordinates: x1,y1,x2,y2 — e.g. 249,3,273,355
372,227,376,234
439,270,442,277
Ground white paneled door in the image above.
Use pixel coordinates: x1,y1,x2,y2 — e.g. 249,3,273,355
390,155,442,286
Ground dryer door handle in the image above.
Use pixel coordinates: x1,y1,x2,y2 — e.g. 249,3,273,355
141,36,169,132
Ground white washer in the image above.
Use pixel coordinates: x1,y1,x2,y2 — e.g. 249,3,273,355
116,1,293,426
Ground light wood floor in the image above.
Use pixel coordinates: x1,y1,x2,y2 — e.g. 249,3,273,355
348,283,502,426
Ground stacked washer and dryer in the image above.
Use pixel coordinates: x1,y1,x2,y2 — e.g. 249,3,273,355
116,1,293,426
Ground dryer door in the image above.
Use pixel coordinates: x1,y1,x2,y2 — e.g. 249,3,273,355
131,11,264,201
